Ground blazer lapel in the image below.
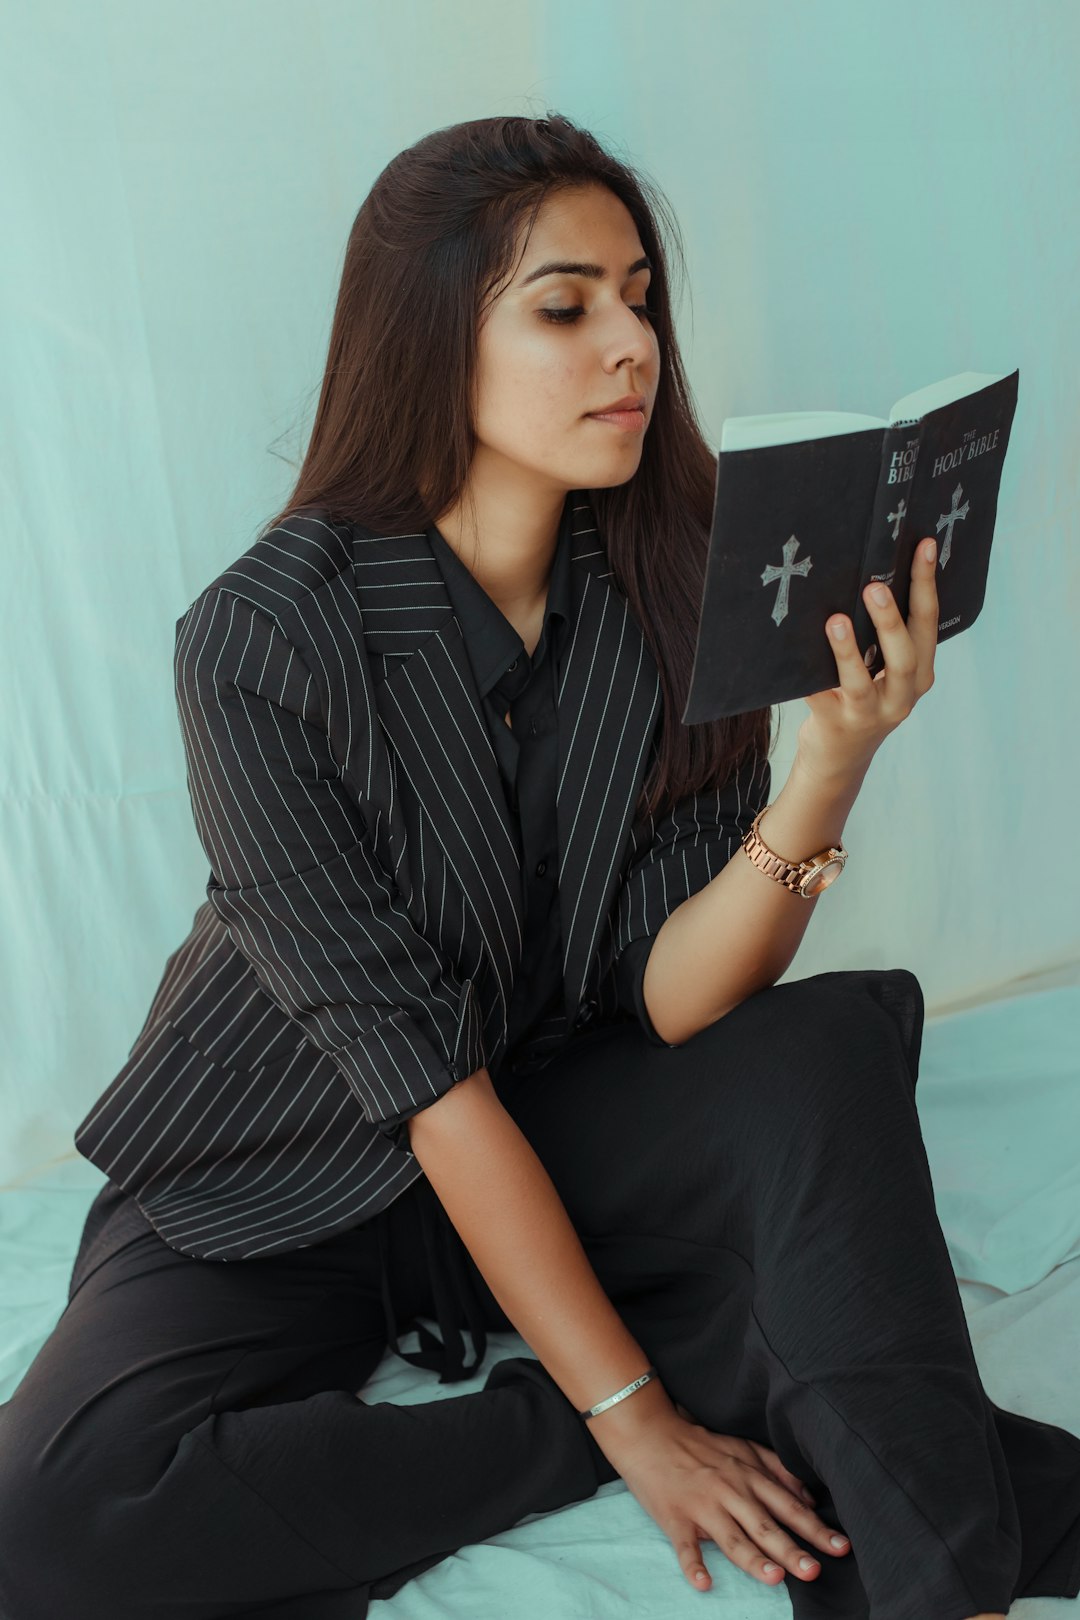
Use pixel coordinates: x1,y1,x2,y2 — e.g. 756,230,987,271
351,493,662,1041
355,539,524,1023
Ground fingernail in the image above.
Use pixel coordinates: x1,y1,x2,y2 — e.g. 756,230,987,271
830,1534,849,1548
763,1562,780,1573
830,620,847,639
870,584,889,604
799,1555,818,1570
924,538,937,561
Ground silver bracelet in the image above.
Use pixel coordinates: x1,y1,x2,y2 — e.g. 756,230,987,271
579,1367,659,1420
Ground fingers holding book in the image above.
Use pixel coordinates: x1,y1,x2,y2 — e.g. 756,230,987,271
798,537,939,777
862,536,939,704
894,535,940,693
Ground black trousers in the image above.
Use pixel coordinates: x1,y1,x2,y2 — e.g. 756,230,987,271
2,968,1079,1620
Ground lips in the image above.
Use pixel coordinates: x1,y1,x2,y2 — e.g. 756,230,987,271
587,393,646,415
586,392,647,433
586,397,647,432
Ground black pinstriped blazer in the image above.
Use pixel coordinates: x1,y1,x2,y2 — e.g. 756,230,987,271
73,492,771,1261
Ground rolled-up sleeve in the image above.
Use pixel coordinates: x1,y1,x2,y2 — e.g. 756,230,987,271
174,586,486,1151
611,748,772,1046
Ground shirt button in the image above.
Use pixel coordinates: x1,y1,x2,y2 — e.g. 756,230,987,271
535,860,546,876
507,659,518,672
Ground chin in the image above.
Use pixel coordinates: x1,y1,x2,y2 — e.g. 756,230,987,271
586,460,644,489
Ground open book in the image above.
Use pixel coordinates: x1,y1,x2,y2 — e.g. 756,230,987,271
682,368,1020,721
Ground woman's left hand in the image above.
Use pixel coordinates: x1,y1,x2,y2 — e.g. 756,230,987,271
796,536,940,781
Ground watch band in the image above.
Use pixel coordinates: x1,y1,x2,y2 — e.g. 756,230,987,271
741,806,848,899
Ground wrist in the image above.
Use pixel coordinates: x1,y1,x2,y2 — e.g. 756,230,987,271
583,1369,676,1451
750,755,861,878
793,738,874,791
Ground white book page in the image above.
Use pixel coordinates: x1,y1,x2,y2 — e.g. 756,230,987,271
720,410,885,451
719,371,1005,452
888,370,1005,422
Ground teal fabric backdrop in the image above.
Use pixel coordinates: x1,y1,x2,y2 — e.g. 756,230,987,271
2,0,1078,1185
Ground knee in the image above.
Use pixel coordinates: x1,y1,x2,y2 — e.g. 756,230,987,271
713,968,924,1123
804,968,924,1095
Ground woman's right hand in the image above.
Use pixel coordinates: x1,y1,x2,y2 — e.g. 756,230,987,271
593,1400,853,1594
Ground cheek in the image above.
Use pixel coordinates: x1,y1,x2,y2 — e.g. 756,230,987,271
476,340,578,446
485,313,581,396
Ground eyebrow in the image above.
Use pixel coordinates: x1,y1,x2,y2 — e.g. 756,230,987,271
520,254,653,286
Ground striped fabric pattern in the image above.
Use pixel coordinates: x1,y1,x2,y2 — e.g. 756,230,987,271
74,494,770,1259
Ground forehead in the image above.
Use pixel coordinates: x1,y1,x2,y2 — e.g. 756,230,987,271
512,187,648,285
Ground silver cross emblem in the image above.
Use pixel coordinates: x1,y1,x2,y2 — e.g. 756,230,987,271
761,534,812,626
937,483,970,568
887,498,907,539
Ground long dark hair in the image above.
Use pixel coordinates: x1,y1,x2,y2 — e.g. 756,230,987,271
263,112,774,819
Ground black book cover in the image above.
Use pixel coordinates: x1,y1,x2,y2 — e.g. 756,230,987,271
682,368,1020,721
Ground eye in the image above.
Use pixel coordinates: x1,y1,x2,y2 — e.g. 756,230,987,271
538,304,659,325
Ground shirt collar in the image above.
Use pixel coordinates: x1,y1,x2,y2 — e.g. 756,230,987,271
427,491,575,701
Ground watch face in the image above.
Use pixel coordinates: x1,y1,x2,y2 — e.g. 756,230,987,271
803,859,844,896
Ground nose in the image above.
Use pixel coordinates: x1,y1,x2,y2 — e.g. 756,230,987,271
607,316,655,372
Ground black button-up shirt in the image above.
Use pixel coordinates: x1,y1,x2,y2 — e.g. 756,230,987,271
427,497,659,1081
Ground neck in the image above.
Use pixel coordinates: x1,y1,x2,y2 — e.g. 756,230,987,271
433,460,567,618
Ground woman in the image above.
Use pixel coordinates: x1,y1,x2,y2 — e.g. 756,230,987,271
1,112,1078,1620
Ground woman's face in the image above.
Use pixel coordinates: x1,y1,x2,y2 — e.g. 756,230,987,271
473,183,661,495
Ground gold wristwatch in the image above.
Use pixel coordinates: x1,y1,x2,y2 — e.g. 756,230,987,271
741,805,848,899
